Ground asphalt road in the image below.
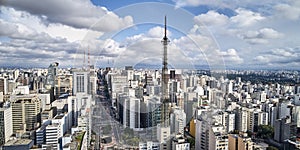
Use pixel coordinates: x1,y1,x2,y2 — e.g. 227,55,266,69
92,73,123,149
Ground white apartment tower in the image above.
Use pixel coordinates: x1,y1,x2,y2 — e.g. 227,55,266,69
170,107,186,134
157,124,171,150
172,134,190,150
139,141,160,150
209,125,228,150
227,112,235,133
236,108,248,132
195,118,209,150
0,106,13,145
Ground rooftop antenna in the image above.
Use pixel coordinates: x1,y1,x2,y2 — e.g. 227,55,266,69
83,49,86,69
88,46,90,70
164,15,167,40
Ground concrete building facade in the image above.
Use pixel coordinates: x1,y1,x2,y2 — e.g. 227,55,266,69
0,107,13,146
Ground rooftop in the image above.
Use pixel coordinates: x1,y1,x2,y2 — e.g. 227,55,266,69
4,139,33,146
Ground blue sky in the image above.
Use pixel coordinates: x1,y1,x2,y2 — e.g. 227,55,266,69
0,0,299,70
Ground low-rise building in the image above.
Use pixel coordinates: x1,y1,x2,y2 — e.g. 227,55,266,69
2,139,34,150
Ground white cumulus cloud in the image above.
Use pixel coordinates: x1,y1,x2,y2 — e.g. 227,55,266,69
194,11,229,26
218,49,244,64
274,1,300,20
230,8,265,27
0,0,133,32
239,28,283,44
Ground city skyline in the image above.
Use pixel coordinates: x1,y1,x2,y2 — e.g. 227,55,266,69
0,0,299,70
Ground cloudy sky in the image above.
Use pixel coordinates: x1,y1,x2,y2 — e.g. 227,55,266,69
0,0,299,70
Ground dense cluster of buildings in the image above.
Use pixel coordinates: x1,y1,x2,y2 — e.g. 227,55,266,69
0,63,97,149
1,17,300,150
105,66,300,150
1,62,300,150
102,17,300,150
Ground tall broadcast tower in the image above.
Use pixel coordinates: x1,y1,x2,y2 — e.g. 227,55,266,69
161,16,170,126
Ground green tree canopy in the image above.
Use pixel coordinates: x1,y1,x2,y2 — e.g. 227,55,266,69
257,125,274,139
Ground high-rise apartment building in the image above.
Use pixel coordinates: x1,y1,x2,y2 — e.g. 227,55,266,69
157,124,171,150
0,77,8,95
274,117,296,143
195,117,209,150
170,107,186,134
208,125,228,150
226,112,236,133
0,106,13,146
235,108,248,132
171,134,190,150
228,133,253,150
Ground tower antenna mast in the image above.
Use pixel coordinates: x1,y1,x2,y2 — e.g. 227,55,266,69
164,16,167,39
161,15,170,126
88,46,90,70
83,49,86,69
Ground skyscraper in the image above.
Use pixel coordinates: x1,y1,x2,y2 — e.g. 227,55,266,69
46,62,59,103
72,70,90,95
0,106,13,146
170,107,186,134
11,95,41,132
0,77,8,95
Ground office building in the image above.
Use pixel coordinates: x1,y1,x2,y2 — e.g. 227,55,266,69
46,62,59,103
72,70,90,95
43,114,67,149
36,124,46,147
56,74,73,96
11,95,41,132
45,125,59,149
119,96,140,129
